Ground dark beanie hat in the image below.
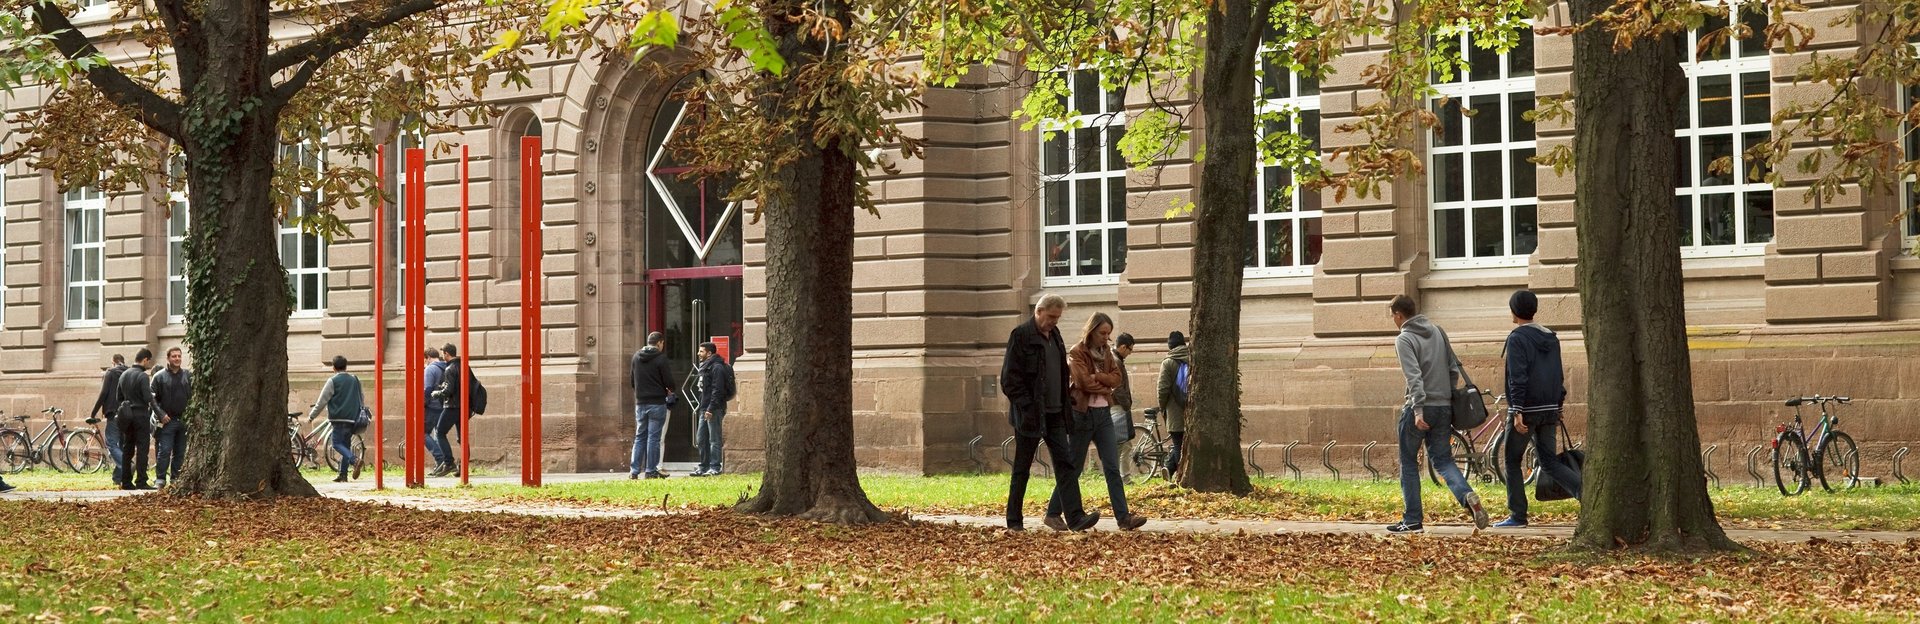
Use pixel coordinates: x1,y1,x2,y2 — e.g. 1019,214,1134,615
1509,290,1538,320
1168,331,1187,349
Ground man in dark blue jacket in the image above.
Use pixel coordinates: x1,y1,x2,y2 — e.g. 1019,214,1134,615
629,332,676,479
690,342,734,477
114,349,157,490
1494,290,1582,528
90,354,129,486
999,294,1097,532
150,348,192,488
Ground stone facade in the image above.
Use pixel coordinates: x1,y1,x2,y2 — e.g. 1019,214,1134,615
2,6,1918,479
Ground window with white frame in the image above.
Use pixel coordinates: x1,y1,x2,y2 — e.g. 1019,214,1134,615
1429,30,1538,267
387,126,424,309
1040,69,1128,283
280,142,329,314
77,0,111,12
166,156,188,321
64,186,106,326
1,170,7,327
1906,82,1920,240
1675,6,1772,254
1248,50,1323,275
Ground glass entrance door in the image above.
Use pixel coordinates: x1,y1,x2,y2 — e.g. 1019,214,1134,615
646,270,743,463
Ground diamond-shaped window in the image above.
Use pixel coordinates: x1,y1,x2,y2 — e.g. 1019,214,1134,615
646,87,739,264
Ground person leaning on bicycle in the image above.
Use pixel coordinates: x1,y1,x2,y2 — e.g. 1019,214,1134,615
1494,290,1582,528
307,356,367,482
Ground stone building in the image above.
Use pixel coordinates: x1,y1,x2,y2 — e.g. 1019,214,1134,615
2,5,1916,479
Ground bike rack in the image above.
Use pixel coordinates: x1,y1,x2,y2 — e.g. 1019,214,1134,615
966,435,986,472
1745,445,1767,486
998,436,1015,469
1320,440,1341,481
1246,440,1266,478
1361,441,1382,481
1894,447,1911,485
1701,444,1720,489
1281,441,1303,482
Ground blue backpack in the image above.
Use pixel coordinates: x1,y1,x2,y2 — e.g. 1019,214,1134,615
1175,361,1191,398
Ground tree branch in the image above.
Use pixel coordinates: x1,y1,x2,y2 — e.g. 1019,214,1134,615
29,1,184,140
266,0,441,77
151,0,205,92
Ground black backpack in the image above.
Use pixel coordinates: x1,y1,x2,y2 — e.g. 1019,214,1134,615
723,364,737,402
437,360,489,416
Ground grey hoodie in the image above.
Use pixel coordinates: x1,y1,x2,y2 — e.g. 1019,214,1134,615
1395,315,1463,407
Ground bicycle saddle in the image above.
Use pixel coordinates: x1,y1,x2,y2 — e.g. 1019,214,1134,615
1144,408,1161,418
7,415,26,422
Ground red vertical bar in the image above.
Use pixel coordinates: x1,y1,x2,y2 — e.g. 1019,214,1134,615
522,135,543,487
373,146,386,491
406,147,427,488
459,145,472,487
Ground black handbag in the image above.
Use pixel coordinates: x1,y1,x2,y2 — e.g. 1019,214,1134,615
1443,333,1489,431
1535,425,1585,502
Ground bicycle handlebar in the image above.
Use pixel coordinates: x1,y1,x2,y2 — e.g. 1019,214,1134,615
1783,395,1850,407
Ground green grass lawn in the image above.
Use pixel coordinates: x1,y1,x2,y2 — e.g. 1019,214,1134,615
1,496,1916,621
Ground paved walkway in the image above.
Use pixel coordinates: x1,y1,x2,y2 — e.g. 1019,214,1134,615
6,474,1916,544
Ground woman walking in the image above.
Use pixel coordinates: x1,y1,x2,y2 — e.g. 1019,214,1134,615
1045,312,1148,531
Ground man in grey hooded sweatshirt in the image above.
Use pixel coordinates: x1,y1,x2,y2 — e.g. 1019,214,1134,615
1387,295,1489,533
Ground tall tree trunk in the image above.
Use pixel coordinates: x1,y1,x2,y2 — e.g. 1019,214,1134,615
734,0,887,524
1178,0,1269,495
169,1,315,499
1567,0,1738,552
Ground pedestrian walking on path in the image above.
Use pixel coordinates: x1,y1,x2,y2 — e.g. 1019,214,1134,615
1046,313,1147,531
1495,290,1582,528
1000,293,1098,532
307,356,367,482
1386,296,1489,533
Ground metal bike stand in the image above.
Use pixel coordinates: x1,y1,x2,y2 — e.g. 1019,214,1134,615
1281,441,1303,482
1745,445,1767,486
1701,444,1720,489
966,435,986,472
1894,447,1911,485
1245,440,1266,478
998,436,1016,469
1361,441,1382,482
1320,440,1341,481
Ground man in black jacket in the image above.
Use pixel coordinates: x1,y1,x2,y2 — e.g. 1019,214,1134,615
1000,294,1098,531
114,349,157,490
629,332,676,479
691,342,734,477
1493,290,1582,528
151,347,192,488
90,354,129,486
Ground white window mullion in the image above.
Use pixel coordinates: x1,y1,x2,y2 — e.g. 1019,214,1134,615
1676,3,1773,257
1249,43,1325,278
1040,69,1128,286
1428,28,1539,269
282,142,331,315
63,187,106,327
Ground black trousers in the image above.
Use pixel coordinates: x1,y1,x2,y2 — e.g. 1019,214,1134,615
1006,410,1087,528
116,412,154,487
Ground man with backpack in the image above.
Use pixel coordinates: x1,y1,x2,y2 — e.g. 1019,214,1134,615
1156,331,1191,473
150,347,192,489
114,349,157,490
432,344,486,477
690,341,735,477
1387,295,1489,534
90,354,129,486
1494,290,1581,528
420,348,452,477
306,356,366,482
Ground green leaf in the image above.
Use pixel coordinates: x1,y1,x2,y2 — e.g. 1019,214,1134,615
630,11,679,50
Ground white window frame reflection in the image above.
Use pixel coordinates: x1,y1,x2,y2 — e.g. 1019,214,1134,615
1248,59,1323,278
1039,69,1129,286
1675,4,1773,257
64,186,107,327
1427,30,1540,270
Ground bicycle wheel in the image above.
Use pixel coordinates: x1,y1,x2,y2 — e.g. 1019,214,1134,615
0,430,29,474
1427,430,1472,486
62,430,107,473
1124,426,1158,480
1816,431,1861,491
1773,432,1811,496
324,433,368,474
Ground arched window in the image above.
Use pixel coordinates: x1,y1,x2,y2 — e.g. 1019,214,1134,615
495,109,542,277
645,75,741,270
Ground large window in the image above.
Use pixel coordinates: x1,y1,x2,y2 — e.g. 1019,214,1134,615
1675,6,1773,254
1040,69,1128,283
64,186,106,326
1,171,7,327
1906,84,1920,240
166,157,188,322
281,143,329,314
497,111,541,277
1429,31,1538,267
1248,56,1323,275
387,127,423,309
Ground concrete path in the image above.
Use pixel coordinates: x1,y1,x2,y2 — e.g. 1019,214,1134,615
6,474,1916,544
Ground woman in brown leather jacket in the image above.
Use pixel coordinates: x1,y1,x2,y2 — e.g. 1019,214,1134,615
1044,312,1148,531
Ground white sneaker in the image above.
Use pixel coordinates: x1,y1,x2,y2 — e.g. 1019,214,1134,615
1464,491,1490,530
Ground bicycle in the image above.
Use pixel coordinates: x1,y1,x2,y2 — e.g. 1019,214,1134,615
1772,394,1860,496
0,408,108,474
288,412,365,473
1123,407,1173,482
1427,391,1541,487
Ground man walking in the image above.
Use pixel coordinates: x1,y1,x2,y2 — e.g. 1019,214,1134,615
1000,293,1098,532
1494,290,1581,528
629,332,676,479
1387,295,1488,533
150,347,192,488
690,342,734,477
420,348,452,476
307,356,366,482
90,354,129,485
1157,331,1190,473
432,344,472,477
114,349,157,490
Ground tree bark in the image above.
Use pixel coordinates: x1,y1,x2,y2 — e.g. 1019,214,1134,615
1567,0,1742,552
734,0,888,524
1177,0,1269,495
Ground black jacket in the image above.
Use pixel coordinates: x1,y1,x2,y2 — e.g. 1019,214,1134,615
1503,323,1567,416
116,365,154,418
1000,317,1071,438
92,364,128,418
151,367,192,419
696,356,734,415
630,347,675,405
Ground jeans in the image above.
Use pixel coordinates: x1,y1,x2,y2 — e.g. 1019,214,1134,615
153,416,187,482
1504,411,1583,520
1168,432,1185,474
631,403,670,476
1048,406,1130,519
114,412,153,487
1397,405,1474,524
425,405,458,467
1006,410,1088,528
330,425,359,480
103,417,125,483
696,411,726,472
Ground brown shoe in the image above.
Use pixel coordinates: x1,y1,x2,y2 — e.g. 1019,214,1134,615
351,459,363,480
1042,515,1068,531
1117,513,1148,531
